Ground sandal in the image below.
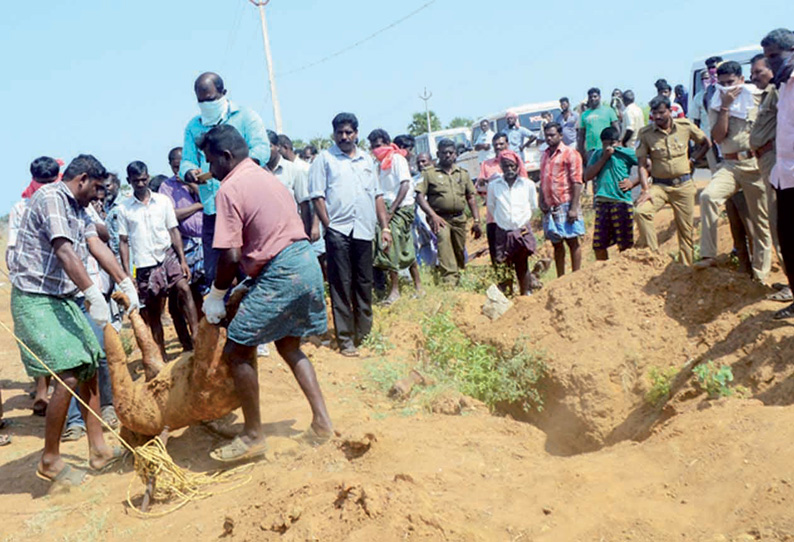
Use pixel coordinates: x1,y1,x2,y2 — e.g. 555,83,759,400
773,303,794,320
768,286,793,303
36,464,90,488
291,426,332,447
0,434,10,447
210,436,267,463
61,425,86,442
340,346,360,358
89,446,126,474
32,399,47,417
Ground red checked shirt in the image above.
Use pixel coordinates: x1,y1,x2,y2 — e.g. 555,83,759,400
539,143,583,208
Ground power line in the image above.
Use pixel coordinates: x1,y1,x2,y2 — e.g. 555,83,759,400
277,0,437,77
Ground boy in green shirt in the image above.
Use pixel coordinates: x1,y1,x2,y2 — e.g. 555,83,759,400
584,127,639,260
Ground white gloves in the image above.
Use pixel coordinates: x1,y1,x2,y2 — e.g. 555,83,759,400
83,284,110,328
204,285,228,324
118,277,140,313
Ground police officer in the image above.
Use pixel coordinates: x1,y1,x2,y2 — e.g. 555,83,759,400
633,96,711,266
415,139,482,285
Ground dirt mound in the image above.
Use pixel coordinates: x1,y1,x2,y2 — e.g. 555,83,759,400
459,250,776,455
4,187,794,541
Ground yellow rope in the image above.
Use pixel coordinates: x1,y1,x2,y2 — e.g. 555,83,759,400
0,301,251,517
127,436,252,518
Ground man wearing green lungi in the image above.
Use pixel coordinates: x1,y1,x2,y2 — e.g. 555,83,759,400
8,154,140,488
368,129,423,305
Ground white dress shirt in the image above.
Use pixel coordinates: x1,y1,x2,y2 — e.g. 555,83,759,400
486,176,538,231
117,191,178,268
378,153,414,208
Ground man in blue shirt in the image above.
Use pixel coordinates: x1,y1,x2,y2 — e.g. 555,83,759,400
179,72,270,285
309,113,392,357
505,111,537,155
555,97,579,147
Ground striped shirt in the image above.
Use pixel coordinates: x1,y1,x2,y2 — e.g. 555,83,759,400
9,182,98,297
539,143,583,208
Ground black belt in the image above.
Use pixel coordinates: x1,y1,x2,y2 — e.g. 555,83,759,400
653,174,691,187
437,210,464,219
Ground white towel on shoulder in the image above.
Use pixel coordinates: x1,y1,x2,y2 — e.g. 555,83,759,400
709,83,761,119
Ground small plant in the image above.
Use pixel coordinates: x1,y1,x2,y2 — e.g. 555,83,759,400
458,264,513,295
421,311,547,412
693,361,734,398
645,366,679,405
363,358,406,394
361,325,394,355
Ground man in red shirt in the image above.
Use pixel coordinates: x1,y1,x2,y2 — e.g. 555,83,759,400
199,125,333,461
539,122,585,276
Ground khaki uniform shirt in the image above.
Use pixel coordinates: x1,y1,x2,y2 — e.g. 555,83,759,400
416,164,474,215
750,86,778,150
636,118,708,179
707,93,760,155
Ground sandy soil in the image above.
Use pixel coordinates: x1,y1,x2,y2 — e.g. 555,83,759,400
1,176,794,542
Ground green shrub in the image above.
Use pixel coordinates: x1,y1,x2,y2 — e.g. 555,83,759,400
458,264,513,295
421,311,547,412
645,366,679,405
693,361,734,398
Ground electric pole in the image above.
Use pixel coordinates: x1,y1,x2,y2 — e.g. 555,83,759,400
250,0,283,132
419,87,433,136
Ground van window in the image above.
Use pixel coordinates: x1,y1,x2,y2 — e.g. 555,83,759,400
494,108,562,133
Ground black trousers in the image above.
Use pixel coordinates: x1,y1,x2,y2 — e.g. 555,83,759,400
325,228,374,350
777,187,794,289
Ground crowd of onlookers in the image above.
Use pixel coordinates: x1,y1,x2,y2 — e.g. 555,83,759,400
1,28,792,476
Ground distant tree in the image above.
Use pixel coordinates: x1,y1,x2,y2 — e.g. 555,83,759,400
407,111,442,136
447,116,474,129
309,136,333,151
291,138,307,150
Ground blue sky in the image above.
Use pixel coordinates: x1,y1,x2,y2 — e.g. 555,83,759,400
0,0,785,214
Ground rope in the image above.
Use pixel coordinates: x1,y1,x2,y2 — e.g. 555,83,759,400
0,280,252,517
128,437,252,518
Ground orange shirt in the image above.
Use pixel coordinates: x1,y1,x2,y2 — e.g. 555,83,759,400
539,143,583,208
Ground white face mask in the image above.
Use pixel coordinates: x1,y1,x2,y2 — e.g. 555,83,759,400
198,96,229,126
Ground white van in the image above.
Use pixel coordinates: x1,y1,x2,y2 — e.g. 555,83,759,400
687,45,762,114
472,100,561,179
414,127,473,159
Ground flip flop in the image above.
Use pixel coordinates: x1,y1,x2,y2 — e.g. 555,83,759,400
772,282,789,291
773,303,794,320
89,446,126,474
32,399,47,417
0,434,10,447
768,287,793,303
291,426,332,447
210,436,267,463
36,464,90,488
